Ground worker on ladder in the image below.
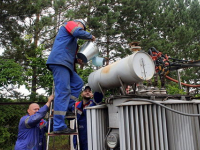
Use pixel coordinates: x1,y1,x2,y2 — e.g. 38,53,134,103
46,19,95,134
73,86,103,150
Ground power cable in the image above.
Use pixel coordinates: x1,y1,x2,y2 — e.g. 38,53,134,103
106,96,200,117
165,75,200,87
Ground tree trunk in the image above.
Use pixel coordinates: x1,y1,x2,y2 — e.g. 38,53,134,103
31,13,40,101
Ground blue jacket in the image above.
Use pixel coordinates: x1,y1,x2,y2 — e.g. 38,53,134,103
15,105,49,150
46,21,93,72
73,92,103,150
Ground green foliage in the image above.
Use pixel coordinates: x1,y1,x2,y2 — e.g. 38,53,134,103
0,105,28,149
1,0,200,98
0,59,23,87
25,44,53,94
1,0,55,100
76,65,93,84
0,97,13,103
35,95,48,102
165,82,186,95
194,94,200,98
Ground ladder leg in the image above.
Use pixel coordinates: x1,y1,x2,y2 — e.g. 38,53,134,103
46,101,53,150
47,81,55,150
75,107,80,150
53,136,55,150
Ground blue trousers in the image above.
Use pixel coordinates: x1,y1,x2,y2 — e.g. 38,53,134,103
48,65,83,131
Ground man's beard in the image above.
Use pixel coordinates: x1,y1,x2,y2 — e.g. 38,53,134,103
83,97,91,101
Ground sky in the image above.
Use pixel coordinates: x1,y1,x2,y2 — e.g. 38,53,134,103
0,47,4,55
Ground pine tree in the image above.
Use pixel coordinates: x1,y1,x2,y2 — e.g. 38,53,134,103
1,0,57,99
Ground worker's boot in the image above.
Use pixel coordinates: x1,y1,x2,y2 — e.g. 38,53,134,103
53,127,76,134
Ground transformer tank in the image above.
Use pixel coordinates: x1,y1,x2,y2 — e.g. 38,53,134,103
88,51,155,92
86,51,200,150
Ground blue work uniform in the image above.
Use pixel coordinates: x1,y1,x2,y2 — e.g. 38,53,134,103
15,105,49,150
46,21,93,131
73,92,103,150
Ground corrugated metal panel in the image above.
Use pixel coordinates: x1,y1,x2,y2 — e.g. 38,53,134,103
193,101,200,149
118,104,168,150
87,99,200,150
87,105,108,150
165,103,198,150
118,100,200,150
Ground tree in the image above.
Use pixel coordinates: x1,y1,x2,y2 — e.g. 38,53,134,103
0,0,28,48
71,0,124,65
1,0,69,100
25,44,53,97
158,0,200,94
1,0,200,97
0,59,23,99
1,0,54,100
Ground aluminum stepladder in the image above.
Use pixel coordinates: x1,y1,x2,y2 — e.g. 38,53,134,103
46,83,80,150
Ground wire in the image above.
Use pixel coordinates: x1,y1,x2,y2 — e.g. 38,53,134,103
123,98,200,117
106,95,200,117
104,128,111,150
165,75,200,87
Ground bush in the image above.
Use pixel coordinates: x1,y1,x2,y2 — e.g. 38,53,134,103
0,104,28,149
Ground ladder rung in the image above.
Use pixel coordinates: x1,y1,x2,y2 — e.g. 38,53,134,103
49,116,75,119
65,116,76,119
45,112,75,119
66,112,76,118
48,132,78,136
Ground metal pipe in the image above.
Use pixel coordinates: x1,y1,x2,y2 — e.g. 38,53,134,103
177,69,182,89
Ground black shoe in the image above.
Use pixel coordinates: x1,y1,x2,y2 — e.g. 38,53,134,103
66,112,75,116
53,128,76,134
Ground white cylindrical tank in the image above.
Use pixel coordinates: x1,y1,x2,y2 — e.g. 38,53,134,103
88,51,155,92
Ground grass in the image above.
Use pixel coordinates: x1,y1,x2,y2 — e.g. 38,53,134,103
48,135,71,150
